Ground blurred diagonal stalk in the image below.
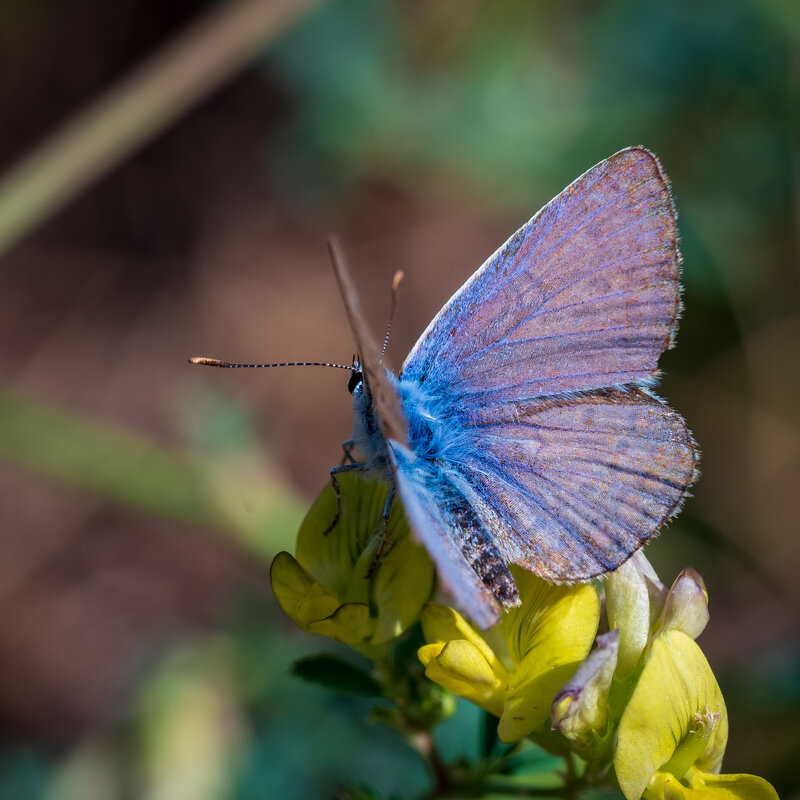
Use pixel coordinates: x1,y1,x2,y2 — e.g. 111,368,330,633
0,0,319,257
0,389,303,560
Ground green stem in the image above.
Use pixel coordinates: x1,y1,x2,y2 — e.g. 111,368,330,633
0,389,303,559
562,752,583,800
0,0,319,257
409,730,451,796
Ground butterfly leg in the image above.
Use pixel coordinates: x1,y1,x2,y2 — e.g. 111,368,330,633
322,463,365,536
365,487,395,578
340,439,358,466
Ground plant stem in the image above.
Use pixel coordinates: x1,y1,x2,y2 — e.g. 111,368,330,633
410,730,451,795
563,752,582,800
0,0,319,257
0,389,303,557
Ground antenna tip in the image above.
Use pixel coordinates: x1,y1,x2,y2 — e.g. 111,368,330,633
392,270,404,291
189,356,221,366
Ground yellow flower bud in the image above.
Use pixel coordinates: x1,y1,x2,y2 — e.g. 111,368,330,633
606,551,666,676
656,568,710,640
551,630,618,750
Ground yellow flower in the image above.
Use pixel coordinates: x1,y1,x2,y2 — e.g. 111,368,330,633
605,551,667,677
605,559,778,800
551,630,618,751
551,551,672,760
270,473,435,647
645,766,779,800
615,629,728,799
418,567,600,743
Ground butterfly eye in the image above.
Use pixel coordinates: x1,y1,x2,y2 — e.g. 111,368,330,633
348,371,363,395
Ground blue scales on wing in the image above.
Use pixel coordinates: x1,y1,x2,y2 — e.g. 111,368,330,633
453,389,696,580
389,442,503,630
396,146,698,588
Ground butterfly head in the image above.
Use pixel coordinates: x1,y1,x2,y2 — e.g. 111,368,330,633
348,356,364,396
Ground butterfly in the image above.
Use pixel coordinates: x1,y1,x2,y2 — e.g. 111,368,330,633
327,146,698,630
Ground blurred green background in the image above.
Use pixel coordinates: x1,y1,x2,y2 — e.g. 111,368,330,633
0,0,798,797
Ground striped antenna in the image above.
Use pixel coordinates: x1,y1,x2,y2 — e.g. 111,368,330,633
189,357,352,370
380,270,404,361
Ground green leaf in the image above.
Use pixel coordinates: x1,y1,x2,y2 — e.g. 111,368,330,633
338,784,386,800
290,654,382,698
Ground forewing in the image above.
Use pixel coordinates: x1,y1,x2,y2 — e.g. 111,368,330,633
329,239,408,447
389,443,501,629
402,147,681,402
455,390,697,580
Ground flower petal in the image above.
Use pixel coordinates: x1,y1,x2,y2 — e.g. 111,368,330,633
295,582,345,627
290,475,434,644
306,602,377,643
615,630,728,800
296,474,398,600
644,768,779,800
418,639,507,717
606,551,663,676
645,771,713,800
497,569,600,742
369,509,434,644
657,568,710,641
552,630,619,750
685,767,779,800
270,552,340,629
421,603,507,677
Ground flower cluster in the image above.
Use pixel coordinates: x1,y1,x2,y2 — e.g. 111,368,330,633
271,476,778,799
418,569,599,744
271,472,434,651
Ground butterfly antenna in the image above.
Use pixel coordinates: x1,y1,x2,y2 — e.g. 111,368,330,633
380,270,404,361
189,357,352,370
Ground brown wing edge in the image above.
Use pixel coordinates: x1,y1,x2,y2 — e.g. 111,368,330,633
594,386,701,579
620,146,684,355
328,238,408,448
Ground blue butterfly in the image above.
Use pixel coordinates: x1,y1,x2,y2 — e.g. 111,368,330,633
328,147,697,629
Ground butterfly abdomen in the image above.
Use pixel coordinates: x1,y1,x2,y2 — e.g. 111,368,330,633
397,379,520,607
441,478,520,607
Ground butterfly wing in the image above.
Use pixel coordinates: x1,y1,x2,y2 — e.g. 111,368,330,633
389,443,502,628
402,147,681,401
329,238,408,448
330,239,502,624
454,389,697,580
400,147,697,580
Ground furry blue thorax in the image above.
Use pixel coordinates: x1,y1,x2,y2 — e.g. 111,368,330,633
350,370,469,474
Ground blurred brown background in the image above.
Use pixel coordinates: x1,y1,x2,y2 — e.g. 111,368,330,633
0,0,798,797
